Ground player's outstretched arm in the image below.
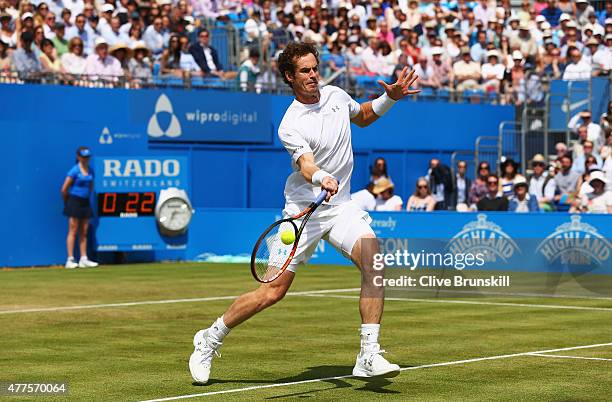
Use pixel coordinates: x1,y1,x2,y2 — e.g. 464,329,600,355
351,67,420,128
297,153,338,202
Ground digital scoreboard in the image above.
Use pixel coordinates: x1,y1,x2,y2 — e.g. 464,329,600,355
97,192,157,217
93,156,191,252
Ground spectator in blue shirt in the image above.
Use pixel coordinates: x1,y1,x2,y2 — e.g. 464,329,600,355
66,13,94,55
598,3,612,26
470,30,488,63
60,146,98,269
143,16,166,58
509,178,540,212
540,0,562,28
11,31,42,77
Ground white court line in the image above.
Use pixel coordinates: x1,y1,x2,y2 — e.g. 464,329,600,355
140,342,612,402
2,286,611,315
0,288,360,315
528,353,612,362
303,294,612,312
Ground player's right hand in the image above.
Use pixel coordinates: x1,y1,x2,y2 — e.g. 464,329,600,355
321,177,339,202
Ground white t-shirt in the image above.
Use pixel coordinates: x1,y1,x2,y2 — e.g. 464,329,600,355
481,63,505,80
581,191,612,214
562,60,592,81
375,195,403,211
351,189,377,211
278,85,361,207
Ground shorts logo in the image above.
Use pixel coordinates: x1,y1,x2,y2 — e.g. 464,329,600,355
537,215,611,266
447,214,519,262
148,94,182,138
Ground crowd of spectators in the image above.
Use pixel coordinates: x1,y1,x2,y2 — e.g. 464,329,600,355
352,103,612,213
0,0,609,96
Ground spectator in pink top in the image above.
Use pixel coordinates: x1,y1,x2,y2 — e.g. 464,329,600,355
84,37,124,81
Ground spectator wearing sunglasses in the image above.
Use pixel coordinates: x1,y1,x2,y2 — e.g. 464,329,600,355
468,161,490,206
60,36,86,75
528,154,556,211
406,177,436,212
477,174,509,211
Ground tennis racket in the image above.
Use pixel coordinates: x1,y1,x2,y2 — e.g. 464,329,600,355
250,190,328,283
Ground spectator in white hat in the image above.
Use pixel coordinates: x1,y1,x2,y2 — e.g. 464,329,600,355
128,41,152,86
575,171,612,213
529,154,556,211
591,34,611,75
563,46,592,80
511,21,538,62
508,177,540,212
575,0,595,29
559,21,584,58
84,37,123,80
430,46,453,89
97,3,114,36
0,12,15,48
481,49,504,93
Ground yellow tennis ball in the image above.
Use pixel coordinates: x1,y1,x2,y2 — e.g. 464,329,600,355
280,230,295,245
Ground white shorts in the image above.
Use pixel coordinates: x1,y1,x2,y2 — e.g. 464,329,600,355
280,200,374,272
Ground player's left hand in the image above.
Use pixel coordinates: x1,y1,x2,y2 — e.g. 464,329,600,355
377,67,421,101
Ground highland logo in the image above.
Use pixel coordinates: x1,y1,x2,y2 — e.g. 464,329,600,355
537,215,611,266
148,94,182,138
447,214,519,263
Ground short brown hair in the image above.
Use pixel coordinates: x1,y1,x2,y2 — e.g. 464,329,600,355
277,42,319,88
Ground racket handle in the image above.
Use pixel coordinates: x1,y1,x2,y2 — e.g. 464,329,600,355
314,189,328,206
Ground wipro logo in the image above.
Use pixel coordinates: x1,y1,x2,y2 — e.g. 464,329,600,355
185,109,258,126
103,159,180,178
148,94,182,138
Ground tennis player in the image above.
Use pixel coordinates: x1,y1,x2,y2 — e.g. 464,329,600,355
190,42,419,383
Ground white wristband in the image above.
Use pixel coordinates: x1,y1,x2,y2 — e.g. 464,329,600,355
371,92,396,116
312,170,333,186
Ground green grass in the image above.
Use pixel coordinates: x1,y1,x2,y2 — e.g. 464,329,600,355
0,263,611,401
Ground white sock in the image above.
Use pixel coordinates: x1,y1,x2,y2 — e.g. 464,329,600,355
209,316,231,343
360,324,380,352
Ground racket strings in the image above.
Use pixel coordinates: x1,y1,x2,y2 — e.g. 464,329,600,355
254,223,296,282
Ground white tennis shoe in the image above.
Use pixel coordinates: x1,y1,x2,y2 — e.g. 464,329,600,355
352,344,400,378
189,329,222,384
78,257,98,268
65,257,78,269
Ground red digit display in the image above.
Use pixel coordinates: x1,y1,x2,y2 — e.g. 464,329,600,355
102,193,117,214
141,192,155,213
97,192,156,217
125,192,139,212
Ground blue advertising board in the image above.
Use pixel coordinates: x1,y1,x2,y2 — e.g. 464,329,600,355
548,77,610,132
186,210,612,274
129,90,273,143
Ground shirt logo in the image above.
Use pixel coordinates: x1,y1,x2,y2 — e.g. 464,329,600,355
331,105,340,112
